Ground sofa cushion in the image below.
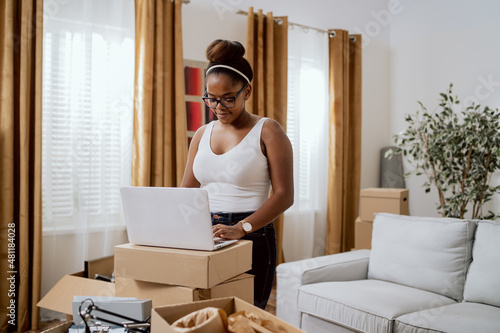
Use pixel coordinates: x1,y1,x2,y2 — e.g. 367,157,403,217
394,302,500,333
301,313,356,333
368,213,476,301
298,279,456,333
463,220,500,307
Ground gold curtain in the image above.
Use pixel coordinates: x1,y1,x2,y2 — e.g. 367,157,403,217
0,0,43,331
133,0,187,187
246,7,288,265
326,29,362,255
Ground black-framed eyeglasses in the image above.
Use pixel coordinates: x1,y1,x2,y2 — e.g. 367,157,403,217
202,84,248,109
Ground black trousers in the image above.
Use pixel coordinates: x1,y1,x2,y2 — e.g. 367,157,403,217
211,211,277,309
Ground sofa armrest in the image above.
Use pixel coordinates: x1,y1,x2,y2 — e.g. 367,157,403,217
276,249,371,328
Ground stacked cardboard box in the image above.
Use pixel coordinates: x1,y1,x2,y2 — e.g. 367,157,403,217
113,240,254,307
38,240,253,319
355,188,409,249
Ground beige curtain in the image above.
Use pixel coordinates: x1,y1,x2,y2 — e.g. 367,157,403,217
246,7,288,265
133,0,187,187
0,0,43,331
326,29,362,255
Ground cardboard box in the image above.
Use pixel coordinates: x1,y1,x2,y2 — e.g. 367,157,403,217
38,276,115,316
151,297,305,332
354,217,373,250
85,255,114,281
38,256,115,316
115,273,254,307
114,240,252,289
360,188,409,221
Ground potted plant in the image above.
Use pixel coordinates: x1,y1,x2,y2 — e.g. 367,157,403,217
386,84,500,220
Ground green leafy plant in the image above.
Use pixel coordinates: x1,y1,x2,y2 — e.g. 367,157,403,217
387,84,500,220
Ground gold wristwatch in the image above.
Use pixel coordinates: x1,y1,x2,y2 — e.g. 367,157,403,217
241,221,253,234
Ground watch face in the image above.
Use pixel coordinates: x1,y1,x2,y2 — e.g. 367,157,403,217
243,222,252,232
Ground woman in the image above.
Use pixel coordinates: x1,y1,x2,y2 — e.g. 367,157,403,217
181,39,293,309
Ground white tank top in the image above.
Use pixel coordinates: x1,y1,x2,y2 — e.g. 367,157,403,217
193,118,271,212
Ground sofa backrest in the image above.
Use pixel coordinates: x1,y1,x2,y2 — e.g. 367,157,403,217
463,220,500,307
367,213,476,301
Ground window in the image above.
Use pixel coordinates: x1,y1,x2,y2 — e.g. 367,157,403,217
288,59,328,207
284,26,329,260
286,27,329,212
42,2,135,231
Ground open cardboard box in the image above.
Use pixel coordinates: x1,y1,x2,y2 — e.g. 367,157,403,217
84,255,114,281
37,256,115,317
152,296,305,332
115,273,254,307
114,240,252,289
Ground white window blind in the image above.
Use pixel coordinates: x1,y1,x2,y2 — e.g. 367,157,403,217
42,4,135,232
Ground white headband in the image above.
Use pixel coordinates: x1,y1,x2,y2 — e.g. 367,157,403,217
206,64,251,83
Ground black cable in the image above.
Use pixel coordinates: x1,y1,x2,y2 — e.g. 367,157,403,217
78,298,151,332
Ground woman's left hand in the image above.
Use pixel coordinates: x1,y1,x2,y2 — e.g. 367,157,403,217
212,223,246,240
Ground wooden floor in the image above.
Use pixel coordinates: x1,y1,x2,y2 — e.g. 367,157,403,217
31,286,278,332
26,319,63,333
265,285,277,315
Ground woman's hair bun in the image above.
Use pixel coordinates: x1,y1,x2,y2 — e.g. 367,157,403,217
206,39,245,64
205,39,253,84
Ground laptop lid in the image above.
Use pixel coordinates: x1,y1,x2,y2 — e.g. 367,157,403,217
120,186,226,251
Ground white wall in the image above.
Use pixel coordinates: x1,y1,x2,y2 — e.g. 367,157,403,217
389,0,500,217
183,0,392,192
182,1,248,61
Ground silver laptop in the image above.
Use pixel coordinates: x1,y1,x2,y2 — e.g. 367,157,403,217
120,186,237,251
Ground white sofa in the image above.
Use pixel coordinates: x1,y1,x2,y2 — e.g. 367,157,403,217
276,213,500,333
